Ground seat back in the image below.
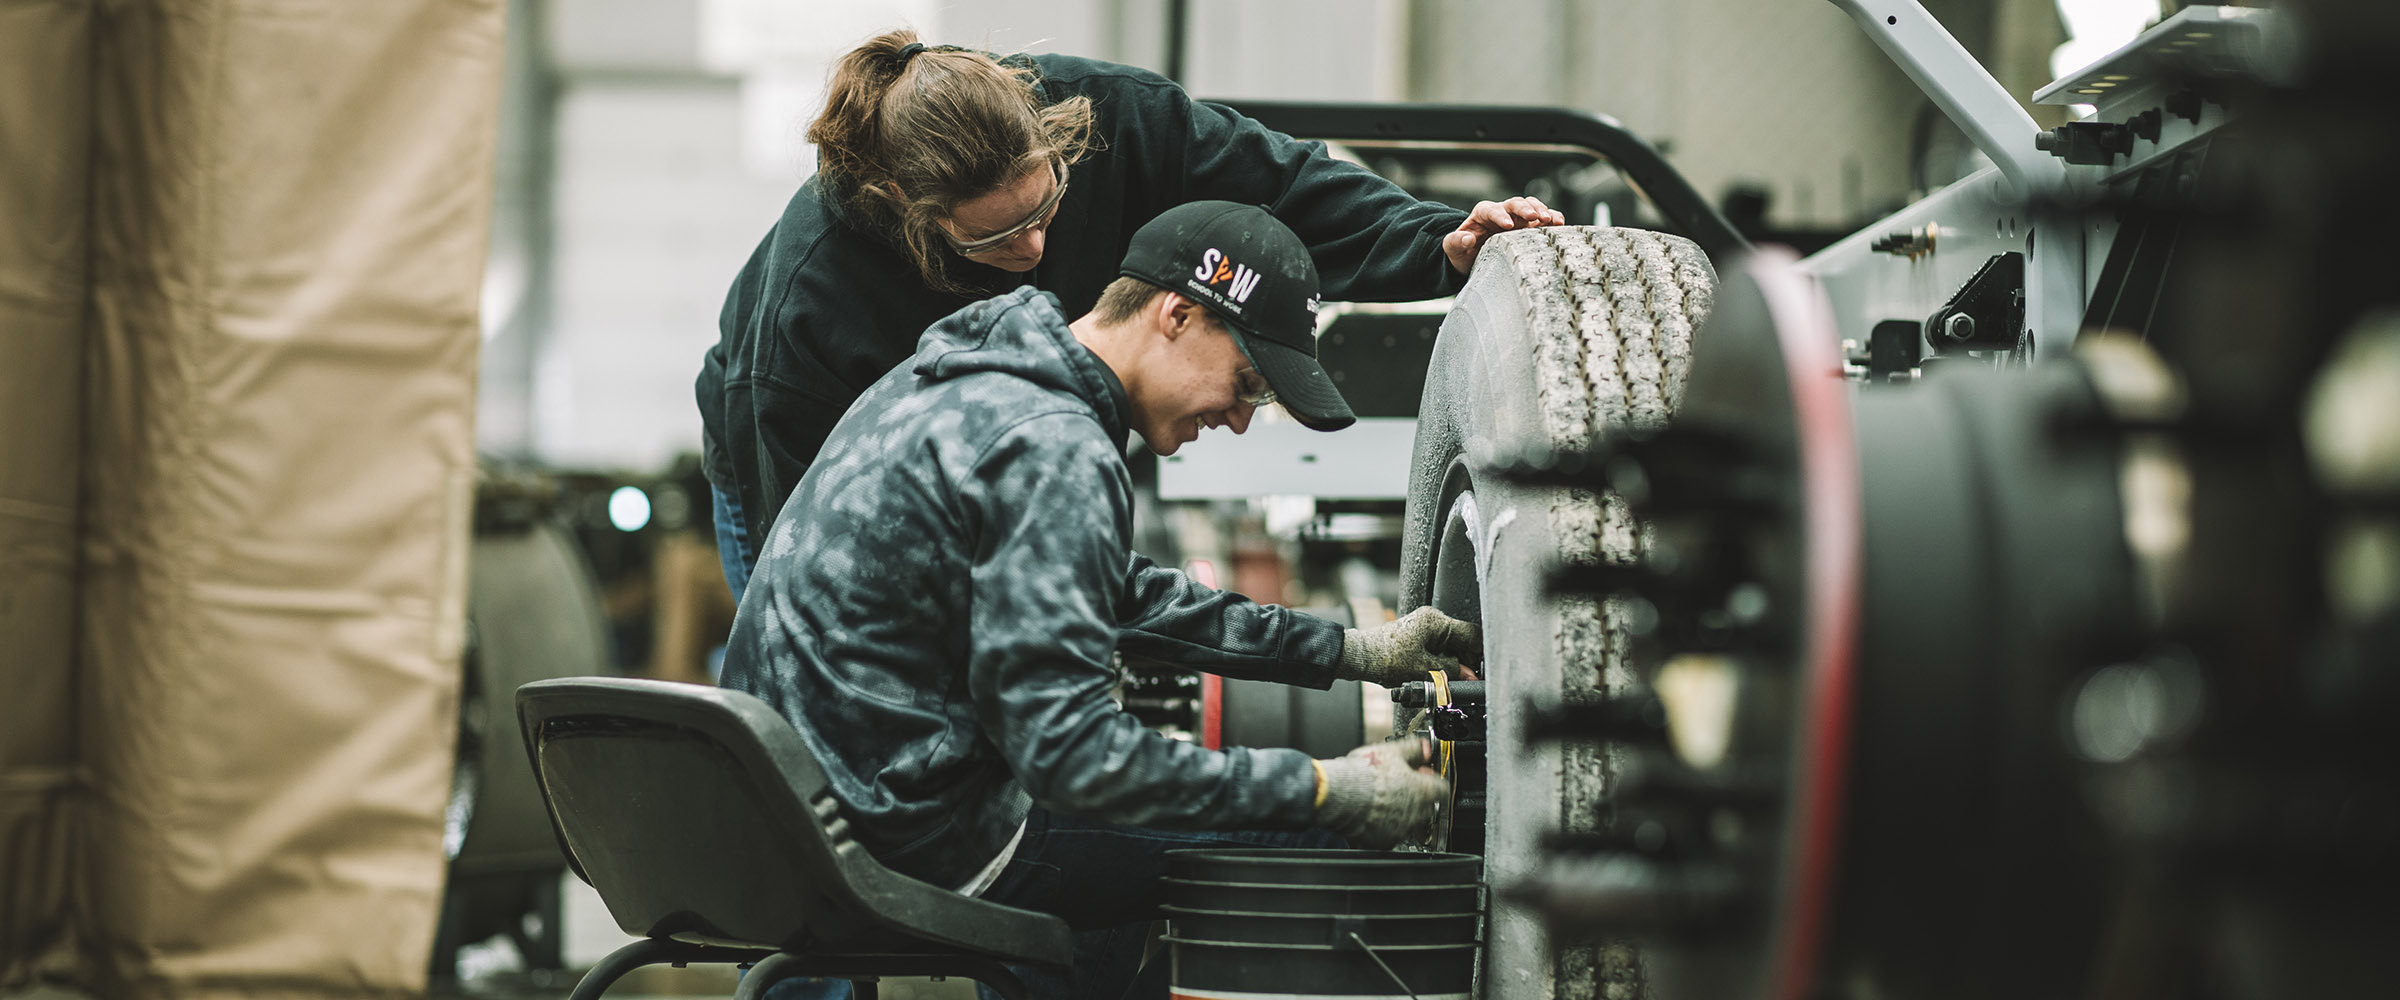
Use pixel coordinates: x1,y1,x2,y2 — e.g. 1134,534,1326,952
516,677,880,950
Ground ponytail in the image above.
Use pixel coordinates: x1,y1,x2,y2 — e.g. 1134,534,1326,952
808,29,1095,294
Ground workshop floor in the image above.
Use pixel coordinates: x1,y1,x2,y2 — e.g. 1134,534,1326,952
430,874,978,1000
436,967,977,1000
0,872,975,1000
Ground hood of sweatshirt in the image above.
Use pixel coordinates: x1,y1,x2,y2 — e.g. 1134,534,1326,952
910,287,1133,444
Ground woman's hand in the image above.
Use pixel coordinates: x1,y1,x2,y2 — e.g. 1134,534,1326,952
1443,196,1568,274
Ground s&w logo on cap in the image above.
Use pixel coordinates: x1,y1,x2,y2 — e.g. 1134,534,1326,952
1194,248,1263,305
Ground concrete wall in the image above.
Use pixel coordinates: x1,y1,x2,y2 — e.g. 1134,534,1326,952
486,0,2058,472
1406,0,2028,229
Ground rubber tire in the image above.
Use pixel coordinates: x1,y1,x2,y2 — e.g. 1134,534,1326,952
1399,227,1715,1000
432,520,612,982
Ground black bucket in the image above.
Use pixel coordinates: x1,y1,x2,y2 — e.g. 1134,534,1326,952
1166,848,1480,887
1167,938,1477,999
1162,906,1479,947
1162,850,1480,1000
1159,878,1479,916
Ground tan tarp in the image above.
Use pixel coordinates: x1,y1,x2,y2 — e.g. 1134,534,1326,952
4,0,504,995
0,0,96,982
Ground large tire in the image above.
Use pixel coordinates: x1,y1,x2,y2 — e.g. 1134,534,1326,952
431,513,612,980
1399,227,1714,1000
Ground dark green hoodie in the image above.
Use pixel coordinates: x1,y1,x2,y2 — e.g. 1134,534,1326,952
698,53,1468,549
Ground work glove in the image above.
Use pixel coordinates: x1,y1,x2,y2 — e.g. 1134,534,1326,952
1313,737,1447,850
1336,607,1482,687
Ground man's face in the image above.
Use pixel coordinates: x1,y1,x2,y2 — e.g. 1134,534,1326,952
1130,305,1267,457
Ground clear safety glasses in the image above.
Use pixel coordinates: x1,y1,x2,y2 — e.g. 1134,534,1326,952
944,160,1068,256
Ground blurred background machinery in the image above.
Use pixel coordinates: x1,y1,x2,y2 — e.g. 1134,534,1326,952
1489,3,2400,1000
431,468,614,987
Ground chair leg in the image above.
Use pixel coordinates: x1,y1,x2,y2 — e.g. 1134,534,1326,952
950,959,1029,1000
730,951,809,1000
566,938,768,1000
719,950,1034,1000
564,939,686,1000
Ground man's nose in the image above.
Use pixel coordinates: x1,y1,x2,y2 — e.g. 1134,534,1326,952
1226,401,1254,435
1013,228,1046,259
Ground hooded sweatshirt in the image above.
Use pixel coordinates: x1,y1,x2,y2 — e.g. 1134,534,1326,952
719,287,1342,889
698,53,1469,550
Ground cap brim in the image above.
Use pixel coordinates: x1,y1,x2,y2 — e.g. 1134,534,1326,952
1240,334,1356,432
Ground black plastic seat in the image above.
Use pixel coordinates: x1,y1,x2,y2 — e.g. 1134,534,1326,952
516,677,1074,1000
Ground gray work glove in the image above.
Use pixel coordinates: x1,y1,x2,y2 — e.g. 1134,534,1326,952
1314,737,1446,850
1336,607,1482,687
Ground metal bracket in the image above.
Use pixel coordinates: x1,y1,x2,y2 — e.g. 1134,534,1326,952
1807,1,2088,362
1926,252,2028,353
1823,0,2067,202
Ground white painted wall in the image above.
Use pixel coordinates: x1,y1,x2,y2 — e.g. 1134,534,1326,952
536,81,793,470
1183,0,1410,102
491,0,2028,471
1407,0,1932,229
498,0,1168,470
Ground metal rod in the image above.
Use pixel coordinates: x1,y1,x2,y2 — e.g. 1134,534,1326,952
1216,100,1752,265
1347,931,1424,1000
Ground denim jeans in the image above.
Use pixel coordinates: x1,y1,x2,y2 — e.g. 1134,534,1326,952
712,484,759,602
760,808,1342,1000
971,807,1347,1000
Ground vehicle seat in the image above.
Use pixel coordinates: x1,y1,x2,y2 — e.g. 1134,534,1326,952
515,676,1073,1000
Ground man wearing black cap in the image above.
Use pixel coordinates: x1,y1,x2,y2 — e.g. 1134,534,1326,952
720,201,1479,998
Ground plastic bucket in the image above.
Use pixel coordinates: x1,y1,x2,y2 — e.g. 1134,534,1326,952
1162,850,1480,1000
1159,878,1479,916
1162,905,1479,947
1166,938,1477,1000
1165,848,1480,887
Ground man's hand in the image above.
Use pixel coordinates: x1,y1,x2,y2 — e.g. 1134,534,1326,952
1443,196,1568,274
1314,738,1446,850
1336,606,1482,687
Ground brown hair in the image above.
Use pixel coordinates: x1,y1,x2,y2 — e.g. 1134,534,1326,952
1093,278,1231,340
809,29,1096,294
1092,277,1167,326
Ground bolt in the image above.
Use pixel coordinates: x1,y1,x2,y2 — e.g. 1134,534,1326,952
2128,108,2163,143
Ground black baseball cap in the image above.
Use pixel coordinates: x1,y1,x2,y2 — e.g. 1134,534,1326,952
1117,201,1356,431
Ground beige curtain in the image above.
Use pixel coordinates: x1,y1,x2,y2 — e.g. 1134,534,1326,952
0,0,97,982
4,0,504,996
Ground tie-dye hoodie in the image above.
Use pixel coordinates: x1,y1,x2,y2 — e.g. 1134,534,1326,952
720,286,1342,889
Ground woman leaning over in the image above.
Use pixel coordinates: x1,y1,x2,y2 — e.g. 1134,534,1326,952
698,28,1562,596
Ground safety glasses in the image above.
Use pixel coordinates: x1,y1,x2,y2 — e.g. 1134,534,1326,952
1235,367,1276,408
943,159,1068,256
1226,332,1275,407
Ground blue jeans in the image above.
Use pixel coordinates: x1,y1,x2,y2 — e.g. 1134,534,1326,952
763,809,1343,1000
972,807,1346,1000
712,484,759,602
